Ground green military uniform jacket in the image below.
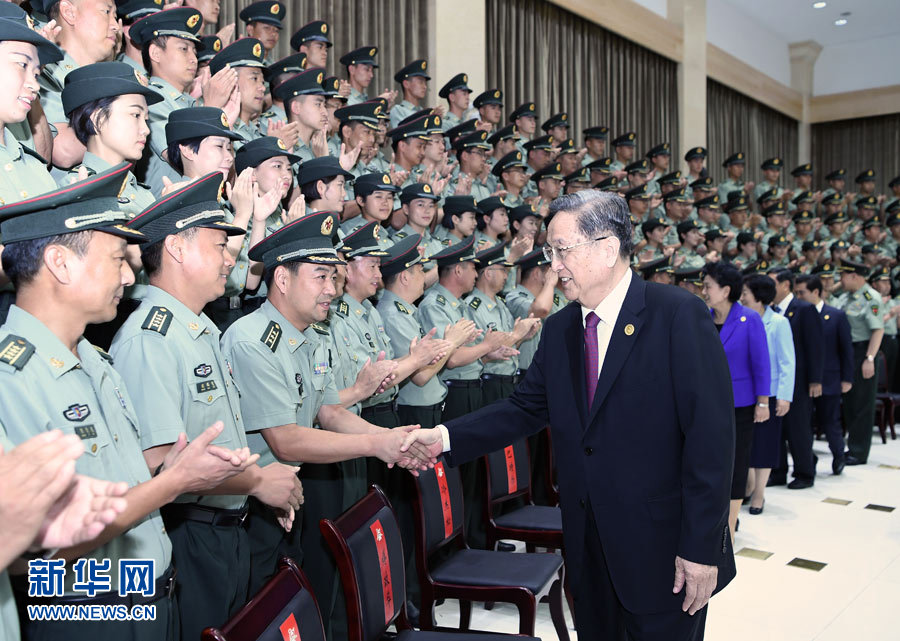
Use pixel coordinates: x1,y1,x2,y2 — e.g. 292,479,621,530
675,247,705,270
418,283,482,381
753,180,785,202
0,127,56,206
389,100,418,129
109,286,249,510
839,284,885,342
347,87,368,106
145,76,196,190
391,224,445,270
0,306,172,593
37,50,78,127
504,285,539,369
465,287,517,375
717,178,746,204
221,300,339,467
339,218,394,252
116,52,146,73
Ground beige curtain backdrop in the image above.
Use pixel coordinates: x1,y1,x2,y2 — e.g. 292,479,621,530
216,0,429,90
485,0,679,153
811,114,900,196
706,79,799,188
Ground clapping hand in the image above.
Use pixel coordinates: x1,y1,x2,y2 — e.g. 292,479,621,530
162,422,260,494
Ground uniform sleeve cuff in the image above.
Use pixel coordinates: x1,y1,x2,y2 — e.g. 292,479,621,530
437,424,451,452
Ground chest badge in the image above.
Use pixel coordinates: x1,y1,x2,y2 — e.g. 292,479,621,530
63,403,91,422
194,363,212,377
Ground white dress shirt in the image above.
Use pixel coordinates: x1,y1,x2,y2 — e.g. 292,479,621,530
437,267,634,452
774,293,793,315
815,300,824,313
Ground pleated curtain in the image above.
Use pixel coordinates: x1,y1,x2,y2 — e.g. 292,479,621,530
811,114,900,195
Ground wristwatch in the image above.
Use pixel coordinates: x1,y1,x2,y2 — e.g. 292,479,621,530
757,402,769,408
866,354,875,362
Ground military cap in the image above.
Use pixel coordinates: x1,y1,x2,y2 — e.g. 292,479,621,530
431,234,479,267
266,52,307,79
297,156,352,187
585,157,614,173
129,7,202,46
334,102,381,130
239,1,284,28
442,118,477,142
704,228,726,242
116,0,163,23
594,177,619,192
862,216,883,230
723,195,749,213
564,167,590,184
658,170,682,186
742,260,770,275
509,102,536,121
582,126,609,140
663,187,691,203
690,176,715,190
272,67,326,100
354,172,400,198
756,187,778,204
641,256,673,278
821,191,843,206
684,146,707,161
612,132,637,147
646,142,670,158
641,216,669,236
811,263,836,277
439,73,472,99
856,195,878,209
768,234,790,248
341,221,390,258
523,135,554,152
0,163,146,244
793,209,814,223
760,157,783,171
695,194,720,210
790,163,812,177
855,169,876,183
531,162,563,183
887,213,900,227
556,138,578,156
387,119,429,143
340,46,378,68
475,242,512,267
888,176,900,189
491,150,527,177
0,3,62,65
473,89,503,108
801,240,822,252
128,172,243,244
321,76,344,99
62,61,162,117
381,233,427,277
453,130,492,152
290,20,332,51
825,168,846,181
722,152,745,167
410,113,443,136
887,202,900,217
839,258,869,277
366,98,390,120
515,247,550,271
824,211,848,226
234,136,301,174
248,211,342,267
868,265,891,282
209,37,266,75
444,195,478,217
197,35,223,63
675,266,703,285
624,159,650,174
165,106,243,145
676,219,701,237
624,184,650,201
736,232,756,246
394,59,430,83
541,113,569,132
509,203,540,223
476,196,507,216
399,182,439,205
791,190,815,205
830,239,850,251
762,202,787,217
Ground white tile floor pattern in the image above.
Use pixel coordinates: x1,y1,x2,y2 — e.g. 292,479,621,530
426,430,900,640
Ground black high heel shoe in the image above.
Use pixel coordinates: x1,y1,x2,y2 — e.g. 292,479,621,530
749,500,765,515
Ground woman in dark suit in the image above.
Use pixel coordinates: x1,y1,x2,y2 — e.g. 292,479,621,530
702,262,771,540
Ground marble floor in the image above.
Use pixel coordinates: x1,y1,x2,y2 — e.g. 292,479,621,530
428,429,900,640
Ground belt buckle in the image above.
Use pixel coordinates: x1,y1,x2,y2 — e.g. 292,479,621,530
229,295,241,310
237,510,249,527
165,574,176,598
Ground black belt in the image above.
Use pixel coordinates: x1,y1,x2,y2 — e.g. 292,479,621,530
399,400,445,413
852,341,870,348
161,503,249,528
481,373,517,383
444,378,482,389
206,294,247,311
362,400,397,414
18,564,175,608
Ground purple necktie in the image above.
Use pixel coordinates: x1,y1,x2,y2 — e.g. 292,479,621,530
584,312,600,408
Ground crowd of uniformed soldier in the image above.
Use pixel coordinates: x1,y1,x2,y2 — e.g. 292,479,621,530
0,1,896,640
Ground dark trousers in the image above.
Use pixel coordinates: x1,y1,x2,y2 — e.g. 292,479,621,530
245,496,303,596
775,390,816,483
442,381,485,548
843,343,878,462
361,401,400,493
813,393,845,462
575,504,707,641
162,513,250,641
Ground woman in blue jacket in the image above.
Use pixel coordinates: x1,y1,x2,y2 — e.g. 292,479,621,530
702,261,771,540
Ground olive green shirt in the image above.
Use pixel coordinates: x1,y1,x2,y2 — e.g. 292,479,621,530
504,285,540,369
839,284,885,342
109,286,248,510
389,99,418,129
145,76,196,189
37,50,78,128
418,283,482,381
675,247,706,270
0,127,56,206
0,306,171,593
465,286,517,375
391,224,444,271
347,87,368,106
0,432,19,641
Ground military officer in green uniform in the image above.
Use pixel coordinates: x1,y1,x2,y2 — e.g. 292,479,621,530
392,183,444,287
116,0,163,73
609,131,637,174
693,194,722,232
717,152,753,204
821,168,847,209
683,146,707,197
274,67,330,164
753,157,787,202
0,165,257,641
491,149,529,208
446,130,494,202
581,125,608,166
474,88,504,132
290,20,332,68
530,161,564,212
791,209,817,256
260,52,307,130
510,102,538,156
439,72,475,132
870,266,899,390
208,38,269,148
838,259,884,466
390,59,430,129
675,219,706,269
644,142,671,192
760,201,790,247
341,46,379,106
521,135,555,200
341,172,398,251
540,112,569,146
333,101,383,205
110,173,303,641
239,1,285,65
436,195,479,246
563,166,592,195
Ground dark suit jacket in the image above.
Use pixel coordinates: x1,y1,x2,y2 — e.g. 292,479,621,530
820,304,854,395
784,297,824,392
445,276,737,614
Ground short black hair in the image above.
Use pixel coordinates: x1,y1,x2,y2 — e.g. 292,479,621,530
68,96,118,145
299,175,338,203
742,273,776,306
437,263,456,280
142,36,167,75
339,120,364,143
796,274,823,296
1,232,93,289
382,270,403,289
769,267,795,289
166,137,204,175
262,260,301,290
702,261,742,303
140,228,199,277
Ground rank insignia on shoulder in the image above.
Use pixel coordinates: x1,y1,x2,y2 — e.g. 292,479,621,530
395,301,409,315
553,293,560,306
93,345,113,363
863,290,873,301
469,297,481,310
141,306,173,335
261,321,282,352
394,232,407,239
311,322,329,335
336,301,350,317
436,294,446,306
0,335,34,370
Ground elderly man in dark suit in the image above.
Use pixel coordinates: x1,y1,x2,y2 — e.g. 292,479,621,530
404,190,736,640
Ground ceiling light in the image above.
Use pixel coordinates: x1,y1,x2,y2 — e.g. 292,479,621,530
834,18,847,25
812,1,826,8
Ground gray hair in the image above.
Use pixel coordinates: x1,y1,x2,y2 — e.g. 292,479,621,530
548,189,634,259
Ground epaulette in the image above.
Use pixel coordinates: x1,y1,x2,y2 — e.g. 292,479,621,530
20,145,49,166
261,321,282,352
0,334,34,370
310,322,329,336
553,293,561,307
335,301,350,317
137,181,152,190
93,345,113,363
393,231,408,240
863,290,873,301
435,294,446,306
497,292,506,302
395,301,410,315
260,110,275,118
141,306,173,335
441,239,452,246
469,297,482,310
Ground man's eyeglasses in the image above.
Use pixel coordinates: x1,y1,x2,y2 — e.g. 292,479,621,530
542,236,610,263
